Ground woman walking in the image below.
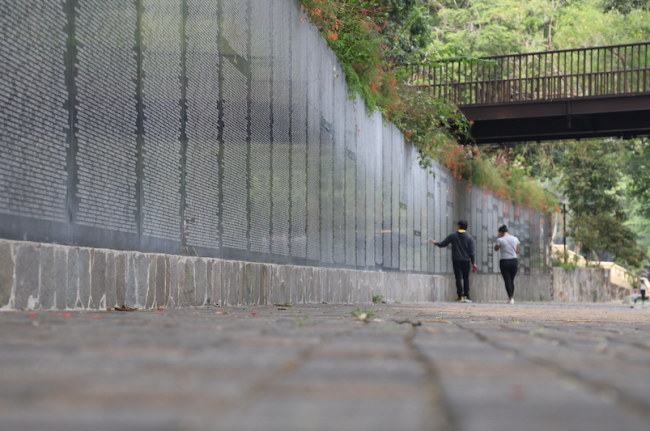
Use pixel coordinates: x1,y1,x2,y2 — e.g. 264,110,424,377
494,225,520,304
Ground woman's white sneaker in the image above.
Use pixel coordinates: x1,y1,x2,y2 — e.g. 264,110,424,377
509,298,515,304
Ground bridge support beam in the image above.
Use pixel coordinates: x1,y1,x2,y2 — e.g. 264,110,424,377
462,94,650,144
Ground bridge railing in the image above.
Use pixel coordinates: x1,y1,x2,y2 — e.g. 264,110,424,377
405,41,650,106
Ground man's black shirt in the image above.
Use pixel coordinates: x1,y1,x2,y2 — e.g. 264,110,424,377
435,231,476,264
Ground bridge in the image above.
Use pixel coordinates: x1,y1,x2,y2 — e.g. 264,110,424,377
406,41,650,144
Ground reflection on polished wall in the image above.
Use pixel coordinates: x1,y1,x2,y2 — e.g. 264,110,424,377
0,0,548,274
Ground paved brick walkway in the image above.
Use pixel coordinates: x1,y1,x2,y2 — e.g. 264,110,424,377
1,302,649,431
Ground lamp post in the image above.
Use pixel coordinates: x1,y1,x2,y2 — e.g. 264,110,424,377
563,203,567,259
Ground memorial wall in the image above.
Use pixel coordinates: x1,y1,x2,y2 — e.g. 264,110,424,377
0,0,549,276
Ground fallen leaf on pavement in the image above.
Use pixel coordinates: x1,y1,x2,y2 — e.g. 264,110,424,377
114,305,137,312
423,319,452,324
216,311,228,314
28,314,38,318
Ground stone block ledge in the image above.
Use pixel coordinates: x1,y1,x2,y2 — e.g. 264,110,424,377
0,239,550,310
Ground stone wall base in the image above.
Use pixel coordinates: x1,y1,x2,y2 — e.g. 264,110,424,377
0,240,550,310
552,267,628,302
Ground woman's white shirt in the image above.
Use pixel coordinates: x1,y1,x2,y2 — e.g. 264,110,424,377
496,235,520,260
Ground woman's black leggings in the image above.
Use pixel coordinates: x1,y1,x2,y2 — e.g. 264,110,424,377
500,258,518,299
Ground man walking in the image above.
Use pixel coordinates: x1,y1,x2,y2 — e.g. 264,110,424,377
429,220,478,302
640,279,647,305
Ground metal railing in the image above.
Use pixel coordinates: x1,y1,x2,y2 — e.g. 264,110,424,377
404,41,650,106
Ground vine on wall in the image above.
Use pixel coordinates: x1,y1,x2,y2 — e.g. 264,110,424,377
299,0,557,213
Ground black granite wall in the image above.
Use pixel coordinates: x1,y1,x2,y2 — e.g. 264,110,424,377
0,0,548,274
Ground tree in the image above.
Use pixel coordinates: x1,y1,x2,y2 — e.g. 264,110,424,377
602,0,650,14
429,0,650,57
379,0,434,63
570,212,646,268
624,138,650,219
558,140,626,218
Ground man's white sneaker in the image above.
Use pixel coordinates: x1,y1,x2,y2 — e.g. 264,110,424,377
509,298,515,304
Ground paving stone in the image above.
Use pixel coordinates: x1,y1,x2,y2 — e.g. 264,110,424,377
0,241,14,308
90,250,106,309
4,267,650,431
39,245,55,310
14,243,40,310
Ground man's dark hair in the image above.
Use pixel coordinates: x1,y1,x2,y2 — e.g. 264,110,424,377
458,220,468,230
498,225,508,233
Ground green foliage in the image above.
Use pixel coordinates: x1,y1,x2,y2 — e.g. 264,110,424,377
624,138,650,218
430,0,650,55
289,306,309,327
380,0,434,63
601,0,650,14
301,0,558,212
350,308,376,320
552,260,580,271
431,0,559,55
520,139,650,268
372,295,385,304
432,142,556,211
554,1,650,48
570,212,646,268
301,0,650,218
558,140,626,218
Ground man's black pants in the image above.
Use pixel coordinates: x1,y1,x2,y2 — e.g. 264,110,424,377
500,258,518,299
452,260,470,299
